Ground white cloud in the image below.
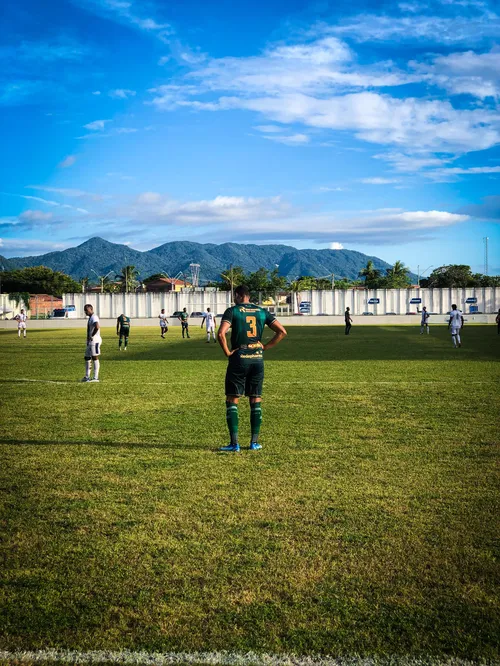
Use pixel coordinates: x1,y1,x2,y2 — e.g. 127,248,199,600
148,29,500,165
443,165,500,174
360,177,400,184
262,133,310,145
83,119,110,130
316,186,347,192
254,125,285,133
0,238,70,256
92,90,101,95
115,127,138,133
109,88,136,98
136,191,162,204
116,194,292,226
330,242,344,249
72,0,172,40
398,2,427,12
391,210,468,226
413,49,500,99
58,155,77,168
134,17,169,30
26,186,107,202
373,151,453,172
19,210,53,222
179,36,414,99
327,12,500,44
222,92,500,154
424,164,500,180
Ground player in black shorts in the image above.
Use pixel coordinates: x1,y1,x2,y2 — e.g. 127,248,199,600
217,285,287,452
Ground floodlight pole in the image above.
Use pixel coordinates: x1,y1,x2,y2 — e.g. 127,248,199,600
90,268,113,293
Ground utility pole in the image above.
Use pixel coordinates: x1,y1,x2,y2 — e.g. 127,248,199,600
484,236,489,275
331,273,335,289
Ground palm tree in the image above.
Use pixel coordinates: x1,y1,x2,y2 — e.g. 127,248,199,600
116,265,139,293
385,260,411,288
359,260,381,287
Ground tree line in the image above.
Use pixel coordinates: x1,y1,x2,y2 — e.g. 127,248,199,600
1,262,499,304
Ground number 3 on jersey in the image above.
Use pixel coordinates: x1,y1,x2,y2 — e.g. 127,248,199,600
246,316,257,337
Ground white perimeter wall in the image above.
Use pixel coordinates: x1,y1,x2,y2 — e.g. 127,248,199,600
2,287,499,319
63,291,234,319
64,287,499,318
292,287,499,316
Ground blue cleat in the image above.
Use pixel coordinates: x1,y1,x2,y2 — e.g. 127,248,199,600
249,442,262,451
219,444,240,452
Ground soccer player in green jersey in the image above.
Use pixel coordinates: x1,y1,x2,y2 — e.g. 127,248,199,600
116,313,131,350
178,308,190,338
217,284,287,452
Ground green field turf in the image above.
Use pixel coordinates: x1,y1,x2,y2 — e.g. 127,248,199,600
1,324,499,662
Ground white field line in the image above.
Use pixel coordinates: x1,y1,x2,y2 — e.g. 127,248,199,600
0,651,486,666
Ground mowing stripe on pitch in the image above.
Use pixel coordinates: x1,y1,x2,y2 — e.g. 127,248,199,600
0,651,482,666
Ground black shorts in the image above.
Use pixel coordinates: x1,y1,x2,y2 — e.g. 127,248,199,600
119,327,130,337
225,353,264,398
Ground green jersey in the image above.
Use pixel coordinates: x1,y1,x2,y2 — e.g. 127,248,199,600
222,303,276,356
117,314,130,329
180,312,189,323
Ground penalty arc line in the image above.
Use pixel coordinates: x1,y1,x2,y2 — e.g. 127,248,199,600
0,651,483,666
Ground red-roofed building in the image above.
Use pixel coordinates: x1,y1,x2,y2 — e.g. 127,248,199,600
145,277,192,292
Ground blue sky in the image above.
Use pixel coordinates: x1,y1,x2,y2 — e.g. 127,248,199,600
1,0,499,276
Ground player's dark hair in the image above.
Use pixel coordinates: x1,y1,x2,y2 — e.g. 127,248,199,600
452,304,457,309
235,285,250,298
84,303,93,310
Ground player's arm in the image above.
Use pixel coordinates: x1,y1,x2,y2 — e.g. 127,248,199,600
116,318,120,335
201,316,206,329
217,320,235,357
461,315,464,328
91,321,100,338
263,319,287,351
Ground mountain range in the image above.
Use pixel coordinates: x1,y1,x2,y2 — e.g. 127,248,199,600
2,238,410,282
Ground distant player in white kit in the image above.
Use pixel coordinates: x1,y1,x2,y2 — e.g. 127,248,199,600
448,304,464,348
82,304,102,382
158,309,169,338
15,309,28,338
201,307,217,343
420,306,430,335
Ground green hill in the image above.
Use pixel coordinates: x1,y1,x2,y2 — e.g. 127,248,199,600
4,237,405,282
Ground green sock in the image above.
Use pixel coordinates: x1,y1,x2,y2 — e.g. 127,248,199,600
226,402,239,445
119,338,122,348
124,336,128,347
250,403,262,443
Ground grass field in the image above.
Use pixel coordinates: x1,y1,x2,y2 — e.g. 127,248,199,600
1,324,499,663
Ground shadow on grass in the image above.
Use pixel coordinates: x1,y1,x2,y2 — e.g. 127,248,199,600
107,326,500,363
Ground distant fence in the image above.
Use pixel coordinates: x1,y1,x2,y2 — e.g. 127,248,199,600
290,287,500,316
2,287,497,320
59,287,499,318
